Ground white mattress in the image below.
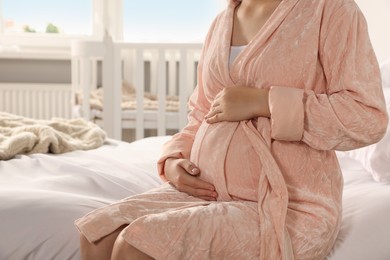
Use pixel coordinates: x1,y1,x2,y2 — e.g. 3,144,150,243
0,136,389,259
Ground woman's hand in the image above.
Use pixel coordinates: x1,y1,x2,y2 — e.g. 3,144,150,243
205,87,270,124
164,158,218,201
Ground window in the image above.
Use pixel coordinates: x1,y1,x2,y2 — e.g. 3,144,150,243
0,0,102,52
123,0,224,43
0,0,225,55
1,0,93,36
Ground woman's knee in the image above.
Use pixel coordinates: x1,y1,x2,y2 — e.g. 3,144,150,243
79,233,100,260
112,234,153,260
79,225,126,260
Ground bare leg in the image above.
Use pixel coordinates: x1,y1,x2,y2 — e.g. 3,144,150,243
79,225,127,260
111,230,154,260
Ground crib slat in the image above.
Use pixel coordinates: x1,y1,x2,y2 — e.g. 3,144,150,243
80,58,91,120
168,51,176,96
91,58,98,90
135,48,145,140
122,49,134,87
150,51,158,95
112,46,123,139
187,52,196,96
103,38,122,140
179,49,188,130
157,49,167,136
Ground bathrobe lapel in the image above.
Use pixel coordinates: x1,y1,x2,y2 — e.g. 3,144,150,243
215,1,301,259
224,0,300,85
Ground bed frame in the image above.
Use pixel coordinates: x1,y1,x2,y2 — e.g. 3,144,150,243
71,36,202,140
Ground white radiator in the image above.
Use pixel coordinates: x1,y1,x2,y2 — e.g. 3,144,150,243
0,83,72,120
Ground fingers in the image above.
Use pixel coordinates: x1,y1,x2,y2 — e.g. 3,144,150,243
176,162,218,199
186,173,215,191
215,89,225,100
166,158,218,200
211,101,220,107
178,159,200,176
205,106,222,120
198,197,217,201
183,184,218,201
204,90,225,122
175,168,215,191
174,174,218,200
205,113,225,124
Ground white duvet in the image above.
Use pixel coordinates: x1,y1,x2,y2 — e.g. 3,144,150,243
0,137,389,260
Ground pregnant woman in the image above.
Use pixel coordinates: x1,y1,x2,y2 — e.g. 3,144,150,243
75,0,388,259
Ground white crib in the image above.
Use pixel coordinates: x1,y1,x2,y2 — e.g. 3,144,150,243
71,36,202,141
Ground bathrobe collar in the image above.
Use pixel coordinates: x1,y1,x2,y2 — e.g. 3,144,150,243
224,0,300,85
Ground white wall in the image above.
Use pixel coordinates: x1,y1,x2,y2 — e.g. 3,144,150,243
355,0,390,64
0,59,71,83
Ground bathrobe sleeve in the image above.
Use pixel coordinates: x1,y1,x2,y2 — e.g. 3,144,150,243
269,2,388,150
157,19,217,181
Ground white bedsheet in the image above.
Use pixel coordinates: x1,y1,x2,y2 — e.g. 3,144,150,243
327,153,390,260
0,136,389,259
0,137,167,260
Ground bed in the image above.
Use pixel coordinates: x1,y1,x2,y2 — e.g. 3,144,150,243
1,60,390,259
1,126,390,260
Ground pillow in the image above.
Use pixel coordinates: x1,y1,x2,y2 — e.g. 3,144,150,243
381,59,390,88
344,87,390,183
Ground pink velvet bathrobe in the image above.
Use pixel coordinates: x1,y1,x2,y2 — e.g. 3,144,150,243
75,0,388,259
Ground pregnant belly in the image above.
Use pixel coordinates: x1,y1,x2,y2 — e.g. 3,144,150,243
190,120,262,202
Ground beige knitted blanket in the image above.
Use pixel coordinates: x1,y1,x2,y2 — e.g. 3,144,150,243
0,112,106,160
